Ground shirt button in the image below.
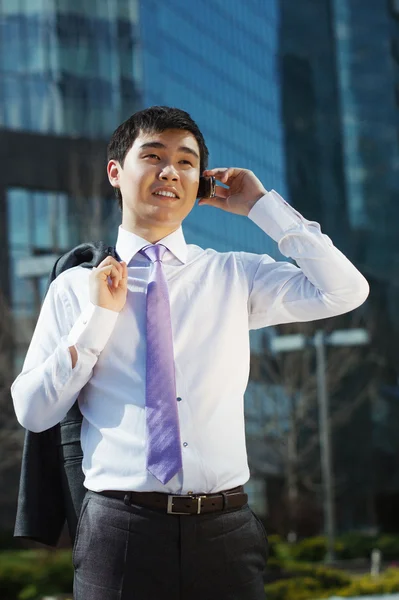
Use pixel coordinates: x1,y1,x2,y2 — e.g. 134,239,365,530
177,397,182,402
183,442,188,447
82,320,87,325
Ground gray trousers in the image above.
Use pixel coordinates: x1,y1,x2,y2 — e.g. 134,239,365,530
73,490,268,600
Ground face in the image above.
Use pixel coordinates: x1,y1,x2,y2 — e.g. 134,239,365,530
108,128,201,233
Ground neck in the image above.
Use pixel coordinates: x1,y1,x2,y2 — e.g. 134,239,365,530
121,217,179,244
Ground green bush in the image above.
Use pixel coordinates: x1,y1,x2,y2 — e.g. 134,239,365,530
265,566,399,599
290,536,345,562
266,557,283,572
375,535,399,561
0,550,73,600
284,562,351,589
290,537,326,562
277,532,399,563
265,562,352,600
268,534,283,558
265,576,323,600
334,531,399,561
338,567,399,596
3,544,399,600
269,536,296,563
335,532,377,560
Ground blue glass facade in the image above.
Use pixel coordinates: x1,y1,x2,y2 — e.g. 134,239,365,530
332,0,399,280
139,0,287,255
279,0,350,252
279,0,399,531
331,0,399,531
1,0,287,520
2,0,286,365
0,0,142,136
138,0,289,514
1,0,142,370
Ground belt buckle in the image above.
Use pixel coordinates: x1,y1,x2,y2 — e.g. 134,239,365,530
167,494,207,515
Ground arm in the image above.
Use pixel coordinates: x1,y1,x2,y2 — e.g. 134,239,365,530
11,257,128,433
69,345,78,368
199,168,369,328
246,190,369,328
11,280,119,432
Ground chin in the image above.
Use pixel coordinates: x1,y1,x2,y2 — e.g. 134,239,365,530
147,207,181,223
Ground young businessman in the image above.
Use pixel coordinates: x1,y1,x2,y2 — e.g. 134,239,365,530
12,106,369,600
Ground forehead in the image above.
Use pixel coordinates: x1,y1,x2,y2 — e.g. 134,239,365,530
133,128,200,153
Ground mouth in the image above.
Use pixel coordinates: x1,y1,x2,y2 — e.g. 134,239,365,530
152,188,180,200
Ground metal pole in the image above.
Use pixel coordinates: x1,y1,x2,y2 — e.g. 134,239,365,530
314,330,335,563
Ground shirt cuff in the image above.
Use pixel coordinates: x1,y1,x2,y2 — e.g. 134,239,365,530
248,190,311,243
67,303,119,354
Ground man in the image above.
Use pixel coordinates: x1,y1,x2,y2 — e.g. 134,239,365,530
11,106,369,600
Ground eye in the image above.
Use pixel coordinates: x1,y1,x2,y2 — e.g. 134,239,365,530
144,153,160,160
180,159,193,166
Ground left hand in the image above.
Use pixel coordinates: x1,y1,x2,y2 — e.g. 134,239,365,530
198,168,267,216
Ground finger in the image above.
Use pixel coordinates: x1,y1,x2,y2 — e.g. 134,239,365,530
96,264,121,279
198,196,230,211
203,167,240,184
98,256,123,276
96,264,122,287
198,186,229,204
214,185,230,198
203,168,229,183
119,262,128,287
98,256,119,266
113,262,128,289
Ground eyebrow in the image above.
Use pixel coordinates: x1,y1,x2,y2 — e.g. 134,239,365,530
139,141,199,160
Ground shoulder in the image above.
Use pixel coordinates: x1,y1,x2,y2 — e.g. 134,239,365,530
49,265,91,296
235,250,275,267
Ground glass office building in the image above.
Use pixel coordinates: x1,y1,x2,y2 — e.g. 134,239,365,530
332,0,399,295
281,0,399,316
139,0,287,515
0,0,141,136
139,0,287,253
1,0,143,364
331,0,399,532
279,0,349,252
279,0,399,531
1,0,286,521
2,0,286,359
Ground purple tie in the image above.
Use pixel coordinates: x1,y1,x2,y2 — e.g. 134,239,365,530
140,244,183,484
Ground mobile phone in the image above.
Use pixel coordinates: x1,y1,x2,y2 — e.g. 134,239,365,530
197,176,216,199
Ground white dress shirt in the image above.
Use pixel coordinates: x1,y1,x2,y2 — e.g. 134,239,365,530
11,190,369,495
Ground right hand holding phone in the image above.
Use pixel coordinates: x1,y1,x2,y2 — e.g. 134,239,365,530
89,257,128,312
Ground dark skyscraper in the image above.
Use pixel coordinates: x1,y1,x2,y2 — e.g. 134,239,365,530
280,0,399,531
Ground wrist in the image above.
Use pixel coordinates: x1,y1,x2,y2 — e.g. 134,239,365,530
246,189,267,215
68,345,78,369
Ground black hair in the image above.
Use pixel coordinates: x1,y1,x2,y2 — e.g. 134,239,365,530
107,106,209,210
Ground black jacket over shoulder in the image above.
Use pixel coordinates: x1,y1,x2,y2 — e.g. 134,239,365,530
14,242,118,547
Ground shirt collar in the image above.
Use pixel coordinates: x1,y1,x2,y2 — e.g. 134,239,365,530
115,225,188,265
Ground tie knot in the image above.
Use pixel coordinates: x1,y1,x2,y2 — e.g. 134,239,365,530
141,244,167,263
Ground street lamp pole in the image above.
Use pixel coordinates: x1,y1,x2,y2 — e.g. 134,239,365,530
314,331,335,563
269,328,370,564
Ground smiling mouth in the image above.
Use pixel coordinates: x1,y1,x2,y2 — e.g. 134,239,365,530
153,190,179,199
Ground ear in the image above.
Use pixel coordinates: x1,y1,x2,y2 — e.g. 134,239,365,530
107,160,121,189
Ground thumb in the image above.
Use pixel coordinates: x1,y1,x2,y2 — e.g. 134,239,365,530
198,196,229,211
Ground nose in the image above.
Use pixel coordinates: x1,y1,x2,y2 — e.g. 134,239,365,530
159,164,179,182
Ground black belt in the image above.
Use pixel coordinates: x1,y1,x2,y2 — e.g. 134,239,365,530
98,485,247,515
